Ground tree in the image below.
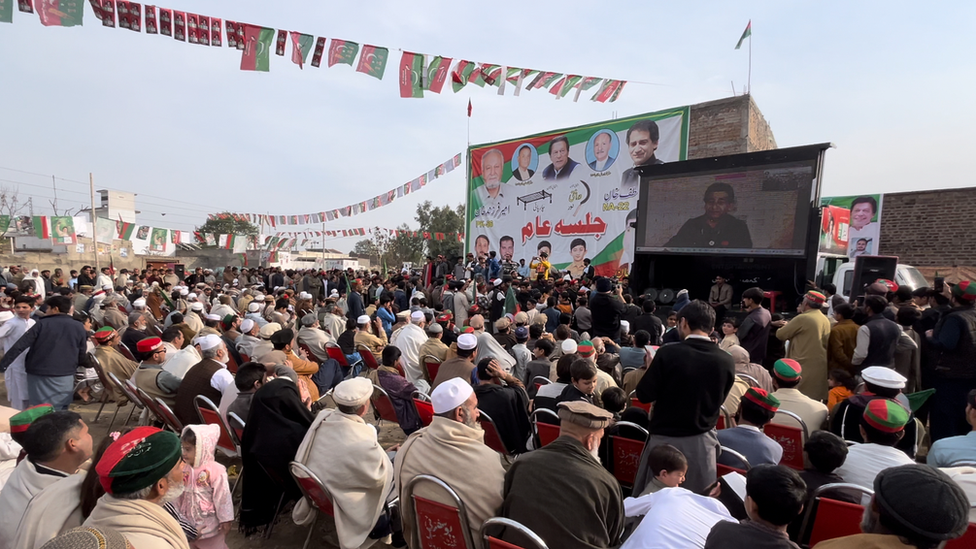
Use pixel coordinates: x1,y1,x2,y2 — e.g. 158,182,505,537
352,238,379,260
196,213,259,246
386,224,424,268
415,201,465,260
0,186,28,219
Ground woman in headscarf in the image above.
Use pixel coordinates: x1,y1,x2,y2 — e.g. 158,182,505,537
238,375,314,536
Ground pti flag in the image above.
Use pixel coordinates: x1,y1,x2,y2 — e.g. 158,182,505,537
591,79,625,103
424,56,452,93
0,0,11,23
328,39,358,67
290,32,314,68
356,45,388,79
275,29,286,55
35,0,84,26
98,0,114,27
310,36,325,67
197,15,210,45
158,7,171,35
735,20,752,49
186,13,199,43
210,17,220,46
18,0,32,13
399,51,424,98
172,10,185,41
117,221,135,240
144,4,156,33
573,76,603,102
451,60,475,93
32,216,51,239
240,25,275,72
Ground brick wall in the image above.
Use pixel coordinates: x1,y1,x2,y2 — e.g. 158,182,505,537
687,95,777,160
880,187,976,275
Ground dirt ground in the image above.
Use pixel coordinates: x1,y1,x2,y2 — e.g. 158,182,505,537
1,378,408,549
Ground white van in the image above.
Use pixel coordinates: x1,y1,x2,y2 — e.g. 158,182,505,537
825,260,928,300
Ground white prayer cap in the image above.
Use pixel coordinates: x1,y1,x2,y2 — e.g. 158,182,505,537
0,311,13,323
259,322,281,340
132,298,146,308
457,333,478,351
410,310,424,323
233,278,239,284
861,366,907,389
253,293,264,301
329,289,339,297
102,284,112,290
299,292,312,300
206,313,221,321
180,288,189,296
240,319,255,333
432,378,474,414
195,334,223,351
620,320,630,334
332,377,372,408
492,278,503,286
187,293,198,300
562,339,578,354
357,315,371,325
190,302,204,311
247,302,261,312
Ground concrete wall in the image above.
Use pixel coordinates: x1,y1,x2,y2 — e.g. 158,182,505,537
687,94,777,160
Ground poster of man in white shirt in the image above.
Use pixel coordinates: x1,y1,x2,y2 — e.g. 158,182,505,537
847,195,881,259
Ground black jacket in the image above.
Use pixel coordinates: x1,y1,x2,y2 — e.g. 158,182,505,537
0,313,88,377
589,292,627,339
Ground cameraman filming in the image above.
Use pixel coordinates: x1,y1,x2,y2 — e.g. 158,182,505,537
590,276,628,341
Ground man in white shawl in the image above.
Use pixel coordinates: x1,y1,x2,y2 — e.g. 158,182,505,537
293,377,399,549
85,427,190,549
390,310,431,394
394,378,505,549
0,411,93,549
469,314,515,374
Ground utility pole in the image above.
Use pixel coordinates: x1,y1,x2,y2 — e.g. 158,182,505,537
90,173,99,275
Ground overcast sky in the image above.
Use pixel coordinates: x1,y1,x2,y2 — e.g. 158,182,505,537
1,1,973,252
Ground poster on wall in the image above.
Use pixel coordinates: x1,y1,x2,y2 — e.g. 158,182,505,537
819,194,883,258
466,107,689,278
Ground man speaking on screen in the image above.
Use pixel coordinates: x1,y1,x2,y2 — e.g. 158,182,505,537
666,183,753,249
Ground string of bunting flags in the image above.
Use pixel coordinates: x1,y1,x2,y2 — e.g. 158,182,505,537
208,152,463,227
2,1,627,103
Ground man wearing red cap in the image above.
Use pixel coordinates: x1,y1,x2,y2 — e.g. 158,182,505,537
926,279,976,441
132,337,182,407
775,291,831,401
769,359,828,432
717,387,784,467
834,399,914,492
91,327,138,406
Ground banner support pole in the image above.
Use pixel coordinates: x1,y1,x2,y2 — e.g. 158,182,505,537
89,173,99,275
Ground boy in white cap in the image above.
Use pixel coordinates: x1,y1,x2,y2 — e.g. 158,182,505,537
293,377,401,548
432,333,479,390
395,378,505,549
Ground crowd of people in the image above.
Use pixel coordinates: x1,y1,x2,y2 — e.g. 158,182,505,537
0,259,973,548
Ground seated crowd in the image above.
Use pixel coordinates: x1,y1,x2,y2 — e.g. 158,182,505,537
0,262,974,549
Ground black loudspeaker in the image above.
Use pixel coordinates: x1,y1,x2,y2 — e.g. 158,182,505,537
174,264,186,280
851,255,897,303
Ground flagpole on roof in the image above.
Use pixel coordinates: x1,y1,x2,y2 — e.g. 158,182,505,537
89,173,99,276
748,22,752,94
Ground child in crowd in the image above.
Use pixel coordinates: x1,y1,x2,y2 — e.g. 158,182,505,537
827,369,856,412
719,318,740,352
557,359,598,406
178,424,234,549
641,444,688,496
600,386,628,420
705,465,808,549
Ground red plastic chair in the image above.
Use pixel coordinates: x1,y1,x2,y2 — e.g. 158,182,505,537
947,522,976,548
609,421,648,488
110,373,144,426
765,410,808,470
530,408,561,448
423,355,442,381
239,352,251,363
325,343,352,367
481,517,550,549
798,483,873,547
478,410,512,456
358,344,381,370
413,393,434,427
227,411,245,442
370,384,400,426
298,343,322,365
225,351,239,375
155,398,184,433
193,395,240,457
716,446,750,480
717,405,731,430
289,461,335,549
404,474,476,549
118,342,137,361
627,390,652,413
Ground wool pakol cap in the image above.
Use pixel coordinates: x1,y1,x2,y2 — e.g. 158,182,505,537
557,401,614,429
495,317,511,330
92,326,117,342
742,387,780,412
258,322,282,340
136,337,163,354
874,464,971,541
952,280,976,301
333,377,372,408
9,404,54,434
804,290,826,305
863,398,909,433
577,340,595,357
773,359,802,381
96,426,181,495
427,323,443,334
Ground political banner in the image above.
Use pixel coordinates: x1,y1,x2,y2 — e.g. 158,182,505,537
149,228,167,251
466,107,689,278
819,194,883,259
50,216,76,245
95,217,116,244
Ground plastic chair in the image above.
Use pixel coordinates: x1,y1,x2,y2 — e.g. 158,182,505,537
135,387,164,425
716,446,750,478
478,410,512,456
481,517,550,549
108,372,144,427
155,398,184,433
358,344,381,370
88,353,121,425
530,408,561,448
225,351,239,375
766,410,809,470
289,461,335,549
423,355,442,382
257,460,290,539
298,342,322,365
325,343,355,369
371,384,400,426
609,422,649,488
947,522,976,549
193,395,240,457
404,474,476,549
227,411,246,442
413,392,435,427
798,483,873,547
626,390,652,413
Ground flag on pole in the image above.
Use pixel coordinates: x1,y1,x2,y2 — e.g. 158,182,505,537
117,221,135,240
735,20,752,49
240,25,274,71
467,99,472,117
356,45,389,79
398,51,424,98
290,32,314,69
32,216,50,239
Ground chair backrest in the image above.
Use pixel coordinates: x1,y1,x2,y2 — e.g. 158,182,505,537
715,463,746,478
947,522,976,549
629,397,651,413
371,384,400,424
798,482,874,546
239,352,251,363
765,411,808,470
289,461,335,517
227,411,246,442
358,345,380,370
225,351,239,375
532,376,551,387
478,411,511,456
610,421,649,487
414,398,435,427
530,408,561,448
193,395,239,454
298,343,322,364
719,446,751,472
155,398,184,433
481,517,550,549
108,372,144,409
404,474,475,549
87,353,113,389
325,344,350,367
717,405,731,430
136,387,163,421
423,355,442,382
736,373,760,387
118,342,137,361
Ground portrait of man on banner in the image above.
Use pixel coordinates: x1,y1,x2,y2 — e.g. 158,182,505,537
150,228,168,251
51,216,77,245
